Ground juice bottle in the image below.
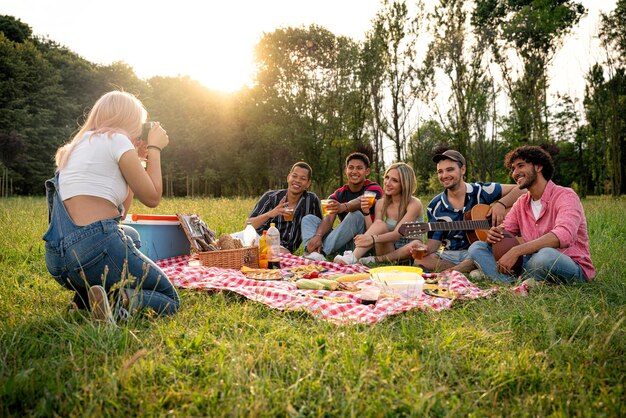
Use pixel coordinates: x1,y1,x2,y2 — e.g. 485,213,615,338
259,231,268,269
267,223,281,269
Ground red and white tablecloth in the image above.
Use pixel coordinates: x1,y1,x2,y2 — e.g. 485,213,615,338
156,253,498,325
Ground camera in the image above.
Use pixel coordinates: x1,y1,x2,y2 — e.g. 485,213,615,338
140,121,155,141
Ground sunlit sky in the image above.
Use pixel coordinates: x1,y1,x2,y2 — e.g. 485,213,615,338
0,0,618,99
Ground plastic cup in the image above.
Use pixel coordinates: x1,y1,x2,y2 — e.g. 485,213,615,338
411,247,426,260
283,206,294,222
363,191,377,208
321,199,332,216
359,286,381,305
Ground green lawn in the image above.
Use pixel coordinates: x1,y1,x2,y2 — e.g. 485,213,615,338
0,196,624,417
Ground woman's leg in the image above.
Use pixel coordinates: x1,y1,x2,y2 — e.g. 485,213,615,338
374,241,413,263
352,221,389,259
116,228,180,315
64,222,180,316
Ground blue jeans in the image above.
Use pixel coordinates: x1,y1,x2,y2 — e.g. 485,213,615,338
468,241,586,284
301,212,366,255
43,175,180,315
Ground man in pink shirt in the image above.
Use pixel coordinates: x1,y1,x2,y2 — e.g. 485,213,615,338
468,146,595,285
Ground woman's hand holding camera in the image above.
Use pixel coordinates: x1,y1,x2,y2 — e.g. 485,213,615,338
145,122,169,152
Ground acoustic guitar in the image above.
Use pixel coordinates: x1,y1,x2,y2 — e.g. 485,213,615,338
398,204,522,275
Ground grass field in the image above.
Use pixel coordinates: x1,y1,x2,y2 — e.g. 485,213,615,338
0,196,624,417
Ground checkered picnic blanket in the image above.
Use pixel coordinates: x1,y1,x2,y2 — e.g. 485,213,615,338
156,253,498,325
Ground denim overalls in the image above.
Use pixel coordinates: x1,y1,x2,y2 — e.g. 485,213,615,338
43,174,180,315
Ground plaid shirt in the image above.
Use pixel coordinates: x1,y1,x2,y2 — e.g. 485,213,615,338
250,189,322,252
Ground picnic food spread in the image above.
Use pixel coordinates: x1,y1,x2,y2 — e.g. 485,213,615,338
158,253,497,324
240,266,283,280
240,264,461,299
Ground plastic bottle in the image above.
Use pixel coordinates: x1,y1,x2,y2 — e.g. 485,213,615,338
242,221,257,247
259,231,268,269
267,222,281,269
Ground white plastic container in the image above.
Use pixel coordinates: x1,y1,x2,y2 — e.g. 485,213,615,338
369,266,425,299
242,222,258,247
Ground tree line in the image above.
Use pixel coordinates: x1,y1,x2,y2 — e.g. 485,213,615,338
0,0,624,199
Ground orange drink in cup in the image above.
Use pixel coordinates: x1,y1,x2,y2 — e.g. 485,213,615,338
411,244,427,260
321,199,332,216
364,191,377,208
283,205,294,222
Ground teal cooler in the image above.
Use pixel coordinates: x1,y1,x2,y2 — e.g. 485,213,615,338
122,214,191,261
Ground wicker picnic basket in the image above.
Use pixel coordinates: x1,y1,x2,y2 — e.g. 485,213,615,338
198,245,259,269
176,213,260,269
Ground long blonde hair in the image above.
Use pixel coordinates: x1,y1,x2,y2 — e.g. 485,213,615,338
55,91,147,169
381,162,417,221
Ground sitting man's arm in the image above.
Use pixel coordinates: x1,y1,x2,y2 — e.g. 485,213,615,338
490,227,559,274
307,213,337,253
247,195,286,230
488,184,526,226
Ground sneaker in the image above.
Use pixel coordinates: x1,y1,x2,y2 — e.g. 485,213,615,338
521,277,541,289
469,269,486,280
334,253,356,265
304,251,326,262
88,285,115,325
358,256,377,266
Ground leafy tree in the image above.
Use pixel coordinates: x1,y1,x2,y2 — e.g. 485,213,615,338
370,0,431,162
0,31,67,194
361,26,389,182
599,0,626,68
427,0,498,180
250,25,366,194
472,0,586,145
0,15,31,43
406,119,446,194
596,0,626,196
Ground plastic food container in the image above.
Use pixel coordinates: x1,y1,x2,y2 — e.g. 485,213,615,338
369,266,425,299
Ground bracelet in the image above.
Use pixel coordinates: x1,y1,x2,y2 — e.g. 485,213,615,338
495,200,506,209
362,210,370,215
315,233,323,237
342,203,348,212
147,145,162,152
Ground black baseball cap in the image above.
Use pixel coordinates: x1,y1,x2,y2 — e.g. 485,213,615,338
433,150,466,166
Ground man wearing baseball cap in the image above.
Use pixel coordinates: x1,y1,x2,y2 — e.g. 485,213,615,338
406,147,526,274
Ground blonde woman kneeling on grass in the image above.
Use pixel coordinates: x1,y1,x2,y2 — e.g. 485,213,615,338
334,162,423,265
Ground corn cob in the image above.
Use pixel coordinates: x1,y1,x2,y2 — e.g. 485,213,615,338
296,279,325,290
334,273,370,283
311,278,339,291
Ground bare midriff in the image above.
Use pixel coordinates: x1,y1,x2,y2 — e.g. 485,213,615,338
63,195,121,226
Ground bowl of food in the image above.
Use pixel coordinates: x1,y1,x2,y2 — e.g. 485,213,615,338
369,266,424,299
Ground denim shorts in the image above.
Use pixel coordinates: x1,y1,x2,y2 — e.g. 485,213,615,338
437,249,470,265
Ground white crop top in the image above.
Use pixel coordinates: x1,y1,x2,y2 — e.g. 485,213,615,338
59,132,135,210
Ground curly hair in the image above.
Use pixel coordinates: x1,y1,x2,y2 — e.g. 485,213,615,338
345,152,370,168
504,146,554,181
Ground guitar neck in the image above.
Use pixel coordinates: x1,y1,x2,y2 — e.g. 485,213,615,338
400,219,492,237
427,219,491,232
